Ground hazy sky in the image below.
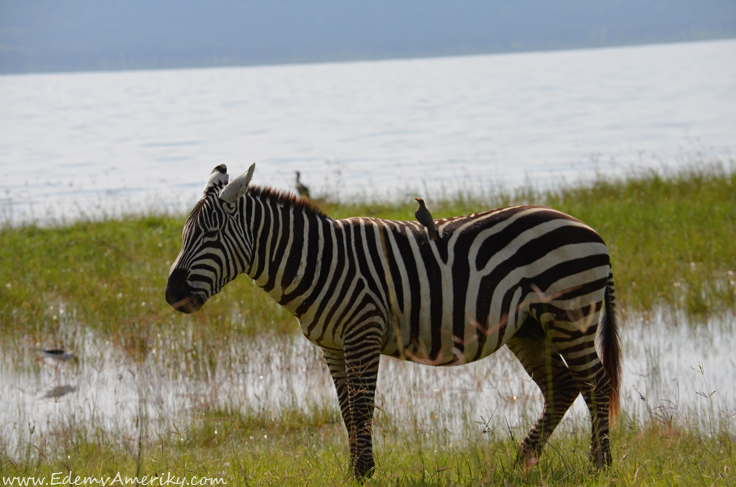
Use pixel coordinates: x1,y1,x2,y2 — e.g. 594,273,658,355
1,0,735,73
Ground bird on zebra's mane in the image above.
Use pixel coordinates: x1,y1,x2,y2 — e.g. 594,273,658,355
414,198,439,241
295,171,310,199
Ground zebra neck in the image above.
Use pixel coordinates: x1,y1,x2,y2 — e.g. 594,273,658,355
245,197,332,313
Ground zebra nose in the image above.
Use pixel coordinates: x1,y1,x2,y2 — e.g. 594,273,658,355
166,268,191,307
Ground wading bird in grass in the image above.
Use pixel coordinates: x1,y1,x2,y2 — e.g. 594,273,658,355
37,348,77,364
36,348,78,377
166,164,621,480
414,197,439,240
295,171,310,198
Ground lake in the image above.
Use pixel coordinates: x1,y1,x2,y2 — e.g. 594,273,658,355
3,310,734,453
1,39,734,224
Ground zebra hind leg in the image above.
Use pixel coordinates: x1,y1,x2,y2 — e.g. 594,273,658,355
550,324,613,469
507,325,581,467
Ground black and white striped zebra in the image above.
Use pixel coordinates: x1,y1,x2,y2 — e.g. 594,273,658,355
166,164,622,479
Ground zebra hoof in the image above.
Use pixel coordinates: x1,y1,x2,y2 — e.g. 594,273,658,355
590,450,612,470
353,455,375,480
515,444,540,470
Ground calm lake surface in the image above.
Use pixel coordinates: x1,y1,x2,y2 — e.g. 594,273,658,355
1,39,735,223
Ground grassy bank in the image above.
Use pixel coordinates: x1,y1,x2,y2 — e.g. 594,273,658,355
1,166,734,344
3,407,735,486
2,166,736,485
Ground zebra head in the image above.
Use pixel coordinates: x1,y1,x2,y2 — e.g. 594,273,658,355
165,163,256,313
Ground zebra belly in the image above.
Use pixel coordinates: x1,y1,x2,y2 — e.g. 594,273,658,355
379,312,523,366
297,318,345,351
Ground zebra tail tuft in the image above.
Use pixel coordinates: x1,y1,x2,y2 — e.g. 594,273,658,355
600,271,622,421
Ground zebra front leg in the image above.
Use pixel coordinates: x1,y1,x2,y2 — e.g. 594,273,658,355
507,332,580,467
344,328,382,479
323,349,356,464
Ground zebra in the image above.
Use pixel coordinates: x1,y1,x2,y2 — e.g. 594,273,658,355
165,164,622,479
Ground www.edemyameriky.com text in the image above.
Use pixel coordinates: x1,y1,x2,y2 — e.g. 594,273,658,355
2,472,227,486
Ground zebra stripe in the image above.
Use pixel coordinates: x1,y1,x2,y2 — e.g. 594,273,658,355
166,165,622,479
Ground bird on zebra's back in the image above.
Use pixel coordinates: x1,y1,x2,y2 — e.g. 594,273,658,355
166,163,622,480
295,171,310,198
414,197,439,241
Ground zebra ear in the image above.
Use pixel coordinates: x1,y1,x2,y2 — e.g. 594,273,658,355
219,163,256,204
204,164,229,193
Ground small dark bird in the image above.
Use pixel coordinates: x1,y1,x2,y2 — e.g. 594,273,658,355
37,348,76,363
295,171,310,198
36,348,79,375
414,198,439,241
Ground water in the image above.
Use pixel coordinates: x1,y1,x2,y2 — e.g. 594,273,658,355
1,39,735,224
3,311,735,455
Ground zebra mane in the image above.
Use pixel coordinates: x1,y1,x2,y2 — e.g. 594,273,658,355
248,185,328,218
186,197,208,223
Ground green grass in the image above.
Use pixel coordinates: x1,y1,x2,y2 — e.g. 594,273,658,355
3,406,735,486
2,165,734,345
543,167,736,316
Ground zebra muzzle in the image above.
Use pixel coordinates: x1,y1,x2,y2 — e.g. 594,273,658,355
165,268,204,313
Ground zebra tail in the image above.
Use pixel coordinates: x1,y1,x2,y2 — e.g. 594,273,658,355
600,271,622,421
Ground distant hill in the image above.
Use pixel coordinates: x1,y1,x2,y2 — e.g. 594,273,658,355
1,0,734,74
